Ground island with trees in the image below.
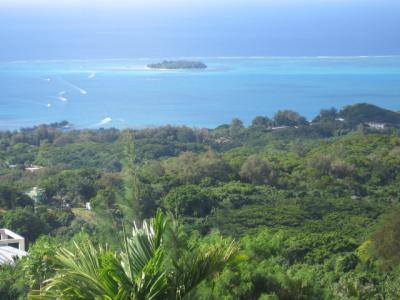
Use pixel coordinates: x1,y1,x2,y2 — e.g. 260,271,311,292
147,60,207,70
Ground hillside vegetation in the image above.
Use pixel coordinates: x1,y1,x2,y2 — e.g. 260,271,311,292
1,103,400,299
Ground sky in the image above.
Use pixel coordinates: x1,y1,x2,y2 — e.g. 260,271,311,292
0,0,399,60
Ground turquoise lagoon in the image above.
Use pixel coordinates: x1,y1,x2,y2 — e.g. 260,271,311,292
0,56,399,130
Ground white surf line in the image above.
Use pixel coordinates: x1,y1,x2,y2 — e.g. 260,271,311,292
87,117,113,129
96,117,112,126
88,72,96,79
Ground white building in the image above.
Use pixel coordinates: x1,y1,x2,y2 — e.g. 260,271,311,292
269,126,289,130
366,122,386,130
25,187,46,204
0,229,28,265
25,165,43,172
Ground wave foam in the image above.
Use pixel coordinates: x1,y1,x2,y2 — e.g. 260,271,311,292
97,117,112,126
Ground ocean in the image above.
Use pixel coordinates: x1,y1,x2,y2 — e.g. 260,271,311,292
0,56,399,130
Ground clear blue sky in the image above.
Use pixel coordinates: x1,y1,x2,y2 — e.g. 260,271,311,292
1,0,399,60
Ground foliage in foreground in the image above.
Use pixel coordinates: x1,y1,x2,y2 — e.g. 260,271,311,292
29,210,239,300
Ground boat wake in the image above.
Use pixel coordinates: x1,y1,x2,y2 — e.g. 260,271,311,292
58,77,88,95
57,91,68,102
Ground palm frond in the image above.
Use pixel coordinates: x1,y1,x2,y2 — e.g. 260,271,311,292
172,241,240,299
30,241,125,299
120,209,168,299
29,210,237,300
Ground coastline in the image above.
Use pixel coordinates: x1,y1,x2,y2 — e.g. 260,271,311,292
1,56,399,131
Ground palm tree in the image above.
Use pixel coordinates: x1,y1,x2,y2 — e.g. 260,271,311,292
29,210,239,300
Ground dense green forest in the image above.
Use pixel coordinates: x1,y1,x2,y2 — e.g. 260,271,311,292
1,103,400,299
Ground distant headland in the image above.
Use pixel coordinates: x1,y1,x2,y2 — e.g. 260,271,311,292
147,60,207,70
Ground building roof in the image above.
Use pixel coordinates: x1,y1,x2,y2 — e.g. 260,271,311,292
0,229,28,264
0,246,28,264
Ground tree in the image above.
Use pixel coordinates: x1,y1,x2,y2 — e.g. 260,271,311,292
0,263,27,300
197,149,231,181
0,207,49,244
273,110,308,127
35,140,52,166
308,155,353,178
251,116,273,128
40,169,100,206
30,210,239,300
312,108,338,123
0,186,33,209
371,207,400,270
162,185,217,217
176,126,196,143
339,103,400,128
239,156,277,185
230,118,244,137
308,154,334,177
92,189,121,245
212,181,269,209
165,151,200,183
330,159,354,179
22,236,61,290
141,161,165,182
118,130,143,225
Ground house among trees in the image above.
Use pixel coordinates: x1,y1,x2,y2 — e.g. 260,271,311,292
0,229,28,265
270,125,290,130
85,202,92,211
366,122,386,130
25,187,46,204
25,165,43,172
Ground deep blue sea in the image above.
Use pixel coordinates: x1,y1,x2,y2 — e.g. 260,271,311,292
0,56,399,130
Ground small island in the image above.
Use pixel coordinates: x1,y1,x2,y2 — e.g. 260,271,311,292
147,60,207,70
